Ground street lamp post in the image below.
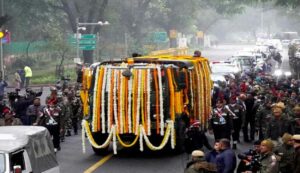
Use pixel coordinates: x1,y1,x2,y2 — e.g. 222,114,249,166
75,19,109,62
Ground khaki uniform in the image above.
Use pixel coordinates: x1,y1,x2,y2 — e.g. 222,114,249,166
274,144,294,173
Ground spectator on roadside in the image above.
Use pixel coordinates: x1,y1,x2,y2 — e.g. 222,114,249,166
24,65,32,88
14,70,22,90
215,138,236,173
0,78,7,100
185,150,217,173
26,98,45,125
0,108,22,126
18,69,25,89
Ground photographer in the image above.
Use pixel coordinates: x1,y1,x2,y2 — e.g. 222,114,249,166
237,140,261,173
8,88,42,125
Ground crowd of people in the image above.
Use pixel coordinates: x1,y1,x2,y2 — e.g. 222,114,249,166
185,50,300,173
0,85,82,153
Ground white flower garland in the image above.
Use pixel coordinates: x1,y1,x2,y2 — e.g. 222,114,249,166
139,125,144,151
135,70,141,135
189,71,194,108
157,65,164,136
196,68,201,122
147,68,151,136
170,120,175,149
82,121,86,153
113,70,118,130
101,67,107,133
120,70,124,134
128,73,133,133
113,125,117,154
82,119,113,149
106,67,112,133
140,120,174,151
92,67,99,132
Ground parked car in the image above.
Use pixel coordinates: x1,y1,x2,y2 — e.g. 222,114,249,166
0,126,59,173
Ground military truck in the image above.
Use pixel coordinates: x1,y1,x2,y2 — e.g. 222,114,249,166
80,50,212,154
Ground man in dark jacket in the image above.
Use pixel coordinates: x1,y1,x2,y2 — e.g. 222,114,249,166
274,133,294,173
266,104,294,146
215,138,236,173
185,150,217,173
292,134,300,173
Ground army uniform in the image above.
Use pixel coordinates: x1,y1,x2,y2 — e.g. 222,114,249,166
209,107,233,140
259,152,279,173
36,104,62,151
255,106,272,140
274,143,294,173
227,103,243,146
58,96,71,141
266,117,294,142
69,96,81,135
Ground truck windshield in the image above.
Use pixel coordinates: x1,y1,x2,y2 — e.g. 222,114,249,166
0,153,5,173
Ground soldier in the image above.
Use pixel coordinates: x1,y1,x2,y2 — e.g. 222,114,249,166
69,94,82,135
57,94,71,142
35,101,62,152
0,108,22,126
209,99,233,140
255,99,273,140
185,150,217,173
227,96,243,149
266,104,294,147
292,105,300,134
274,133,295,173
259,139,279,173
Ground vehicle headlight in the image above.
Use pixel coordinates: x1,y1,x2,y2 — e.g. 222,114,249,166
274,69,282,76
284,71,292,76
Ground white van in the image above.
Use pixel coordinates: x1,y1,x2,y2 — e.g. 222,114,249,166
0,126,59,173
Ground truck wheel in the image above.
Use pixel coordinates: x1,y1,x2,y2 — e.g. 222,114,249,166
174,119,186,153
91,132,109,155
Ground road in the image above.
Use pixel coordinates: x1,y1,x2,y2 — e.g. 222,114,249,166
14,44,288,173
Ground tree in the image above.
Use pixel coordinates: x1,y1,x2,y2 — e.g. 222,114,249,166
59,0,109,63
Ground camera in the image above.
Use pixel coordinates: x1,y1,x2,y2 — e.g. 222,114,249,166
237,150,261,173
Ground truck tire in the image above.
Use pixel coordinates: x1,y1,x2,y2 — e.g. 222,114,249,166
91,132,109,155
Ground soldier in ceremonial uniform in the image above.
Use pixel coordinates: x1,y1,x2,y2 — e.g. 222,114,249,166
209,99,233,140
227,96,243,149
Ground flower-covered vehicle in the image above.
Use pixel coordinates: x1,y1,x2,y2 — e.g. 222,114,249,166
80,52,212,155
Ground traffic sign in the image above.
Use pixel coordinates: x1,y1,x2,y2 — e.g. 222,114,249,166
79,45,96,50
81,34,96,39
153,32,168,43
